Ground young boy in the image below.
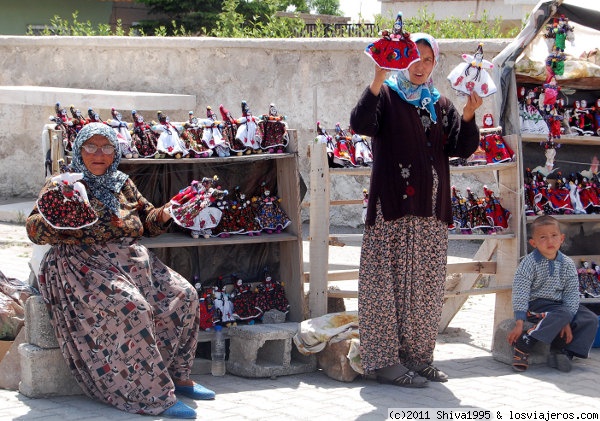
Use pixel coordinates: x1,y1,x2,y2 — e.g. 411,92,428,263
508,215,598,372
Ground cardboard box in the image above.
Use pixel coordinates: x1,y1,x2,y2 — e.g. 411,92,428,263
0,340,14,362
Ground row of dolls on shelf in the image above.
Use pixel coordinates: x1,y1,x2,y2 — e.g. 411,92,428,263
524,166,600,217
450,114,516,167
450,185,511,235
168,176,291,239
314,121,373,168
518,84,600,138
193,268,290,330
577,261,600,299
48,100,289,161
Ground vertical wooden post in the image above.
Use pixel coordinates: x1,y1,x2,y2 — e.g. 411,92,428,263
308,142,330,318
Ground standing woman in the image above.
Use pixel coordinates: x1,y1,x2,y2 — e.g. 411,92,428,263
26,123,214,418
350,34,483,387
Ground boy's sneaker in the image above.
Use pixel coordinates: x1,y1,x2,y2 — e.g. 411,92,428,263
547,351,572,372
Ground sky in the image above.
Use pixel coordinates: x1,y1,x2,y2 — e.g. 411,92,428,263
338,0,380,22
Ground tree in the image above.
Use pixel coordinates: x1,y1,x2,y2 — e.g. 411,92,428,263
308,0,341,16
135,0,310,35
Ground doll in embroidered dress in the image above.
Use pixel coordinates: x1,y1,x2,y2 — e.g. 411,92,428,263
351,129,373,167
199,106,230,157
333,123,356,167
235,101,263,153
447,43,497,97
254,269,289,315
107,108,139,159
230,276,261,322
130,110,158,158
254,182,291,234
364,12,420,71
151,111,188,158
219,104,246,156
259,103,289,154
182,111,213,158
479,114,515,164
231,186,262,236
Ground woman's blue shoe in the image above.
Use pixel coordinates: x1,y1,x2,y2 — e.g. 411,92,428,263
162,400,197,419
174,383,216,400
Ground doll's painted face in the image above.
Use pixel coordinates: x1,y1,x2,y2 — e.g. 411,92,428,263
408,42,435,85
81,134,116,176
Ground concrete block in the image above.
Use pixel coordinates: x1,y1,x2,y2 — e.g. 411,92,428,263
25,296,58,349
18,343,82,397
0,329,26,390
262,309,287,324
492,319,550,366
226,323,316,378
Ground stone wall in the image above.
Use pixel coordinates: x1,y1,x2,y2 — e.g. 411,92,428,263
0,36,509,226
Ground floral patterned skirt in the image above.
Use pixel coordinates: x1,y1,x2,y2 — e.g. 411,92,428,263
358,187,448,374
37,240,199,415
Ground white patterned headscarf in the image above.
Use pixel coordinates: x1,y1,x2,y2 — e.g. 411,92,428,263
384,33,441,122
71,123,129,217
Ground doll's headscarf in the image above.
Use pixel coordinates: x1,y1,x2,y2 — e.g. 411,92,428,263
384,32,441,123
70,123,129,217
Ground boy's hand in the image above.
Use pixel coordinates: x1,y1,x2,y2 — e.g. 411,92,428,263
507,320,524,345
559,324,573,344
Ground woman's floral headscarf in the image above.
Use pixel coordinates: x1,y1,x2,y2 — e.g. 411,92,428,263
384,33,441,123
70,123,129,217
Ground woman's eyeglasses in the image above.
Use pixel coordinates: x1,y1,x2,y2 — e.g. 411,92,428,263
82,144,116,155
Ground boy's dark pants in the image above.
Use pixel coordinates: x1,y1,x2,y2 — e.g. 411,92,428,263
527,298,599,358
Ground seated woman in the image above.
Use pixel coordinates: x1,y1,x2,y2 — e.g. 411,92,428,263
26,123,214,419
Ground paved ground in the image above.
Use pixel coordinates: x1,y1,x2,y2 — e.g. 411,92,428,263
1,204,599,420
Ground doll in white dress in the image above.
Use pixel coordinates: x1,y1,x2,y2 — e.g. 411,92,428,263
447,43,497,97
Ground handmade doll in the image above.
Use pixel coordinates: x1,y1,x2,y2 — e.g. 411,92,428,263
230,275,261,322
364,11,420,71
181,111,213,158
107,108,139,159
447,43,497,97
151,111,188,158
235,101,263,153
565,174,586,214
361,188,369,224
520,89,548,135
351,129,373,166
213,286,236,326
546,175,573,214
315,121,341,168
523,168,538,216
483,186,511,231
130,110,159,158
69,105,87,134
219,104,246,156
210,190,243,238
231,186,262,236
254,268,289,315
479,114,515,164
532,139,560,176
541,76,560,113
169,177,225,239
333,123,356,167
259,103,289,153
36,172,98,230
49,102,77,152
86,107,103,124
253,182,291,234
578,261,600,298
451,186,470,234
465,188,493,234
200,106,230,157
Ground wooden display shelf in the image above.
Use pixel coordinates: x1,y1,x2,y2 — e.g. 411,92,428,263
140,232,298,248
526,214,600,223
516,74,600,90
521,134,600,146
449,161,517,173
121,152,296,165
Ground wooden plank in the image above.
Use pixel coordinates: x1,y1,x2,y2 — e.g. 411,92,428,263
444,285,512,298
446,261,497,274
449,161,517,174
521,134,600,146
308,142,330,318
